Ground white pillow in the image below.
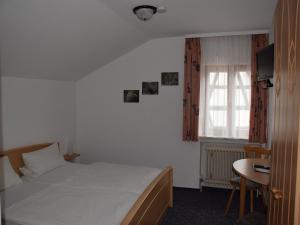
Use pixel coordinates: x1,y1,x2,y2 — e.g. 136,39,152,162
0,156,22,191
22,143,66,176
19,166,38,178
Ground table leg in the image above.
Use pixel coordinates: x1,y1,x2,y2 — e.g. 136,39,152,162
239,176,246,219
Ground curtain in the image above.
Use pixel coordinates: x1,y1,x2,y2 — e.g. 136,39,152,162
182,38,201,141
199,35,252,139
249,34,269,143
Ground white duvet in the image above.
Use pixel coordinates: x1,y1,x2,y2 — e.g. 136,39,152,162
64,162,162,194
4,162,162,225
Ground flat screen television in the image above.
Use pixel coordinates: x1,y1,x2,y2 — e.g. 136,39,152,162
256,44,274,81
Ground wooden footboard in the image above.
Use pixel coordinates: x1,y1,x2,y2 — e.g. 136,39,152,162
121,166,173,225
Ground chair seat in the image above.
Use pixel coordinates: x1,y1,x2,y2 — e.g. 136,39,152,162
235,212,266,225
230,176,260,190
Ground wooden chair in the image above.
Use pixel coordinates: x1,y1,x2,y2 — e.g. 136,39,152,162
224,145,271,216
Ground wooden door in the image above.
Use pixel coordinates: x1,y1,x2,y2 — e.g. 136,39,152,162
268,0,300,225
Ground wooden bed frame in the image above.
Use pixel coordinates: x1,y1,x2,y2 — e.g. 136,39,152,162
0,143,173,225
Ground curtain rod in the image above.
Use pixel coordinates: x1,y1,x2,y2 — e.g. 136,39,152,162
185,30,269,38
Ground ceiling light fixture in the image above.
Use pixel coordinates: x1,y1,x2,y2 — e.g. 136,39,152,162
133,5,158,21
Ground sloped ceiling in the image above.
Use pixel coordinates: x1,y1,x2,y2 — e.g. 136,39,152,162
0,0,149,81
0,0,277,81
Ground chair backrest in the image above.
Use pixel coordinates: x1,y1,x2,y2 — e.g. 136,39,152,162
244,145,271,159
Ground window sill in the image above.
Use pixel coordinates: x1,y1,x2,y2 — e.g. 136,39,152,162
198,136,249,144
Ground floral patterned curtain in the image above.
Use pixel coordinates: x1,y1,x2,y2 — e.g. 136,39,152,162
249,34,269,143
183,38,201,141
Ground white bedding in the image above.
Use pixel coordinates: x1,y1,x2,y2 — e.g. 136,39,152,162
3,162,162,225
1,180,48,209
5,185,138,225
63,162,162,194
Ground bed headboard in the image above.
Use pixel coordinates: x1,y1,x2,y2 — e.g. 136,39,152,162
0,143,55,176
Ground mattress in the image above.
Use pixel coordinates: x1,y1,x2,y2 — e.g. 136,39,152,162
2,162,162,225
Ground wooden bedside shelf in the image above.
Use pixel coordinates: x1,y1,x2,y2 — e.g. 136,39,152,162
64,153,80,162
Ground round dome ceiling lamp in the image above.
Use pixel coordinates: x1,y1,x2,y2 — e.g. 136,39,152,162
133,5,165,21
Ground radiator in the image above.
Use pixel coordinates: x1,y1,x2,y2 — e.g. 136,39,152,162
200,140,247,189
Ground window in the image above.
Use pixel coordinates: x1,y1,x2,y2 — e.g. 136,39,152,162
203,65,250,139
199,36,251,139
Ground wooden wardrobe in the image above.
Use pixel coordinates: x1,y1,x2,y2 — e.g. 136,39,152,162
268,0,300,224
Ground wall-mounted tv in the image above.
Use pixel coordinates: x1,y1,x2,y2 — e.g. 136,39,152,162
256,44,274,82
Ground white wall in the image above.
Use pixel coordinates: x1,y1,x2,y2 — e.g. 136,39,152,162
1,77,75,152
76,37,200,188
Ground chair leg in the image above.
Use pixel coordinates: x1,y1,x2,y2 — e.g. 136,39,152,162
225,186,236,215
250,190,254,213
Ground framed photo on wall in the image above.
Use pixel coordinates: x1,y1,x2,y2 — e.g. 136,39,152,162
161,72,179,86
142,82,159,95
123,90,139,103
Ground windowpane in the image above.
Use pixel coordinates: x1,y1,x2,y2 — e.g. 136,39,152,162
235,110,250,127
235,89,250,107
209,72,227,86
209,72,216,85
209,89,227,106
217,72,227,86
208,110,227,127
239,71,250,86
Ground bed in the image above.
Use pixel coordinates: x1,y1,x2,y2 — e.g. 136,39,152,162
0,143,173,225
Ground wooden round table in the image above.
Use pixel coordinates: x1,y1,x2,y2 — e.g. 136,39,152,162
233,158,270,219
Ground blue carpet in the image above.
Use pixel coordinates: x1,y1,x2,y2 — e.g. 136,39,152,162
161,187,264,225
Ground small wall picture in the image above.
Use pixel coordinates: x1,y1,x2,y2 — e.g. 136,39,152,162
161,72,179,86
142,82,159,95
124,90,139,103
